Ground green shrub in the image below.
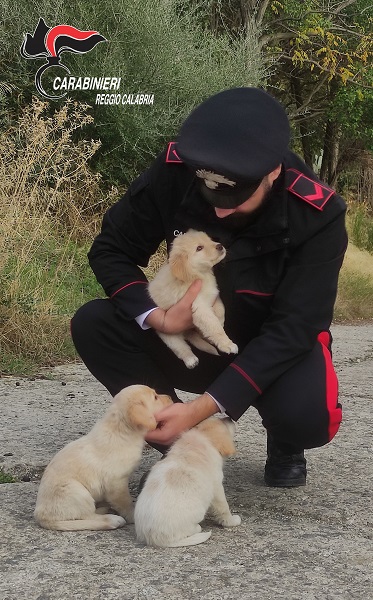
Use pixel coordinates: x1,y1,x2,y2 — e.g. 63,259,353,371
1,0,264,185
347,202,373,254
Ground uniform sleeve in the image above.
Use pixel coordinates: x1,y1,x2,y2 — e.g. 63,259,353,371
88,166,166,320
206,210,348,421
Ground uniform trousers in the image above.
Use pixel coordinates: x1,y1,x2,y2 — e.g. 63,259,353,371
71,299,342,453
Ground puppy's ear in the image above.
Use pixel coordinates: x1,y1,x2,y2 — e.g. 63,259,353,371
198,419,237,456
218,435,236,457
169,249,190,282
127,401,157,431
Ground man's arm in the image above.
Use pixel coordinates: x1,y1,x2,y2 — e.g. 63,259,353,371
146,208,347,443
206,209,348,421
88,154,172,321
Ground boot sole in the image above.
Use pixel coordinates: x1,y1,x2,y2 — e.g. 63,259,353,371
264,475,306,488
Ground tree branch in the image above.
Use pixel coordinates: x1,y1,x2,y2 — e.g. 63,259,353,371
291,73,331,116
280,54,373,89
331,0,359,14
255,0,272,25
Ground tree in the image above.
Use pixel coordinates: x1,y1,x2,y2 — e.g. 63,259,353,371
259,0,372,185
187,0,373,187
0,0,265,186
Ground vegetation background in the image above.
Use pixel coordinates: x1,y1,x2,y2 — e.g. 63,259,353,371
0,0,372,374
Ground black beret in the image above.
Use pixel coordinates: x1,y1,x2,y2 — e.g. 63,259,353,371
176,87,290,208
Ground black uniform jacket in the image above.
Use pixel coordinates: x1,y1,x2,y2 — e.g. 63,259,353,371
88,145,347,421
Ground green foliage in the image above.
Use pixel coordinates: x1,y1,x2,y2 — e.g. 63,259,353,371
255,0,373,183
329,86,373,151
77,0,263,184
262,0,373,85
0,469,16,484
347,202,373,254
1,0,264,185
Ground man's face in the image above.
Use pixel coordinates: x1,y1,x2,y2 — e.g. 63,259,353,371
211,165,282,229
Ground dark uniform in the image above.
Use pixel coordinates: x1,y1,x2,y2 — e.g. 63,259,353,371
71,88,347,484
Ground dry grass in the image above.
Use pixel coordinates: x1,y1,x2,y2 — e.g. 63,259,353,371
346,201,373,253
342,242,373,278
0,98,116,241
142,242,167,280
335,242,373,322
0,99,116,372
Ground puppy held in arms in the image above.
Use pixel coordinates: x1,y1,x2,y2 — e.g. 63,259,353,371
148,230,238,368
34,385,172,531
134,416,241,547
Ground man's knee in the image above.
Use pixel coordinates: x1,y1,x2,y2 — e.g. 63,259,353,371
266,407,331,450
71,299,116,351
257,343,342,450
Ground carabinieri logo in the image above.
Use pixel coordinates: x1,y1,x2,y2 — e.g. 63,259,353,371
20,18,106,100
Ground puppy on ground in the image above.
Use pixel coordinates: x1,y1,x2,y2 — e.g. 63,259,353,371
34,385,172,531
134,416,241,547
148,229,238,369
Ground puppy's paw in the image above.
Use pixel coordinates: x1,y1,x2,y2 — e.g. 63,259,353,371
184,355,199,369
221,514,241,527
217,340,238,355
107,515,126,529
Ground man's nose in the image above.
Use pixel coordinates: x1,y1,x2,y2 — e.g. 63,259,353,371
214,207,236,218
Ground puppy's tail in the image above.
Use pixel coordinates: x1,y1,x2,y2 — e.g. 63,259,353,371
166,530,212,547
35,514,126,531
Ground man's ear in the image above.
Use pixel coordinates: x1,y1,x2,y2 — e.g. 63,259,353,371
169,249,190,282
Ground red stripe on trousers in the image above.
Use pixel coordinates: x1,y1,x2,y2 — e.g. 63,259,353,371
317,332,342,441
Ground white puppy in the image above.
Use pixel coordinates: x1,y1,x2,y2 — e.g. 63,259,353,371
34,385,172,531
135,416,241,547
148,230,238,368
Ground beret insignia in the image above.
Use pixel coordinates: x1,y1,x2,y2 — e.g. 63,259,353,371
196,169,236,190
166,141,182,163
286,168,334,211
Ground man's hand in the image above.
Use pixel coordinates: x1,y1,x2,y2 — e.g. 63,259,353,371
145,393,219,446
145,279,202,334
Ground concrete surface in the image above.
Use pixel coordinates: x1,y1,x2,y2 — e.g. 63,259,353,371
0,324,372,600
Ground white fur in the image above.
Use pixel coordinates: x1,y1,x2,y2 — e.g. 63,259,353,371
135,416,241,547
34,385,172,531
148,230,238,368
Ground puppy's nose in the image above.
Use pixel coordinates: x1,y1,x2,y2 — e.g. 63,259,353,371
216,244,224,252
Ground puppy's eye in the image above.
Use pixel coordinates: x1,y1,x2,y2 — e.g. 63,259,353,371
196,245,204,252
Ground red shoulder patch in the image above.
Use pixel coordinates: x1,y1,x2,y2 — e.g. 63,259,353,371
166,141,183,164
286,168,334,211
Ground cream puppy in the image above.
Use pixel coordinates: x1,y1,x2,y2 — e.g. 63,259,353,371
34,385,172,531
148,230,238,368
134,416,241,547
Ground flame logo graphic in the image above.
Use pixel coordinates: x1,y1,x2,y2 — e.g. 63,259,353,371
20,18,107,100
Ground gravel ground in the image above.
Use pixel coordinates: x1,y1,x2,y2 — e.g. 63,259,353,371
0,323,372,600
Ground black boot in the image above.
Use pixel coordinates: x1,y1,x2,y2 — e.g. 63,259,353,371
264,433,307,487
